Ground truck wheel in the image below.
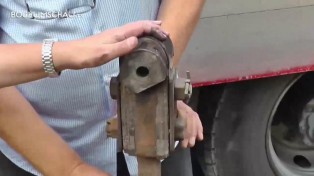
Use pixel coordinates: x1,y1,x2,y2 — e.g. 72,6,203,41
206,73,314,176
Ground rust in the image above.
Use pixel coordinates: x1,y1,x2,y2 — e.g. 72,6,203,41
106,118,119,138
138,157,161,176
175,116,186,141
109,36,192,176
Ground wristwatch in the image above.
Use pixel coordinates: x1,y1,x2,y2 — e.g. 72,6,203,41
42,38,61,78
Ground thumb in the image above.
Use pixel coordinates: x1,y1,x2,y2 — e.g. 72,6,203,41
107,37,138,59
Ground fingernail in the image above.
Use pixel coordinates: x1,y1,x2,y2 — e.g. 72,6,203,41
156,29,167,38
161,32,167,38
199,134,204,140
154,29,167,40
163,31,170,36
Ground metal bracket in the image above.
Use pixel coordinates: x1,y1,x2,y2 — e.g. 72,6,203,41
107,36,192,176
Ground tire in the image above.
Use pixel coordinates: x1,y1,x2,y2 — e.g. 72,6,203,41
206,74,302,176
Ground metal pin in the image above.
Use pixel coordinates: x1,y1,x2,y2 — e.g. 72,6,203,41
186,71,191,80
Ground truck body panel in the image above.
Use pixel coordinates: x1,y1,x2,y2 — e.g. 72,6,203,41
179,1,314,87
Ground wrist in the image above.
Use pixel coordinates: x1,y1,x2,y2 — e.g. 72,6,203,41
52,41,77,71
69,162,111,176
44,150,84,176
68,160,85,176
42,39,61,77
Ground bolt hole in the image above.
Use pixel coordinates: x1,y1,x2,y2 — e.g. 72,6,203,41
293,155,311,168
136,66,149,77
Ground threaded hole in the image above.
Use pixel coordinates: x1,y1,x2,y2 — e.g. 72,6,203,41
136,66,149,77
294,155,311,168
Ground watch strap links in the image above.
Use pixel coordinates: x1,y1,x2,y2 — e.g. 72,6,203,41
42,38,61,78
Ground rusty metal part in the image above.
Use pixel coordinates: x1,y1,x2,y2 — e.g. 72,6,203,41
138,157,161,176
119,37,168,94
175,116,186,141
119,37,170,160
108,36,192,176
175,77,192,103
106,118,119,138
109,77,119,100
168,69,177,152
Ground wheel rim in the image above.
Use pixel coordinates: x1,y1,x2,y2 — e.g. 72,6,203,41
267,74,314,176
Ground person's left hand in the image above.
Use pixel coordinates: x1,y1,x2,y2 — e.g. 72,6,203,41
177,101,204,148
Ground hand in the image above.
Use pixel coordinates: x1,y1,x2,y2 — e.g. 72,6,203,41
177,101,203,148
70,163,111,176
53,20,168,71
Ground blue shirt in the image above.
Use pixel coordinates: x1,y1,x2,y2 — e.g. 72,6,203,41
0,1,160,175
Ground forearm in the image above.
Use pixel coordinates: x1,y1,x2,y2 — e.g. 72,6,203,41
0,87,83,176
0,21,167,88
158,0,205,66
0,42,72,88
0,44,45,87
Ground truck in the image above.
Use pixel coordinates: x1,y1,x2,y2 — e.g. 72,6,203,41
179,1,314,176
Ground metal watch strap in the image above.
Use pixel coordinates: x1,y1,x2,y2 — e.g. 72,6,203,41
42,38,60,78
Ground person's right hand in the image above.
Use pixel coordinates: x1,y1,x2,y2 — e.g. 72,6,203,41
70,163,111,176
53,20,168,71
